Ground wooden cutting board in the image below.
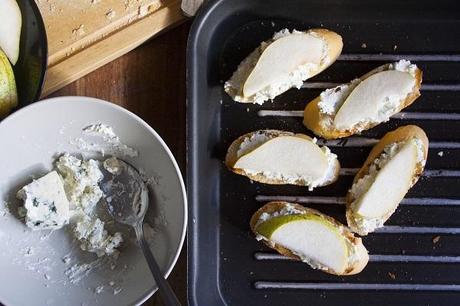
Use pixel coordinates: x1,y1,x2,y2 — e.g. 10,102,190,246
36,0,187,96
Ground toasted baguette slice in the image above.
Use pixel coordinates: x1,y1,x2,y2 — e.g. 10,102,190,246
346,125,429,235
304,60,423,139
251,201,369,275
225,130,340,189
224,28,342,105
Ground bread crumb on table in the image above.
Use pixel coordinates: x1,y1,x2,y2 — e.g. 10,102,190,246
72,24,86,37
432,235,441,244
106,9,116,20
438,151,444,157
361,43,367,48
388,272,396,280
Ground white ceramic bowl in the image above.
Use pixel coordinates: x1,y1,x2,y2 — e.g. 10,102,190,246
0,97,187,306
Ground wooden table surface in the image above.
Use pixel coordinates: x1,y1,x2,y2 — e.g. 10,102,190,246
49,21,191,306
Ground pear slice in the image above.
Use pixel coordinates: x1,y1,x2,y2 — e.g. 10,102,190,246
334,70,416,131
354,139,418,219
233,135,330,184
0,0,22,65
242,33,325,97
251,202,369,275
257,214,349,274
0,48,18,117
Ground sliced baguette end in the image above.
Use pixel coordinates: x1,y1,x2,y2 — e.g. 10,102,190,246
342,237,369,275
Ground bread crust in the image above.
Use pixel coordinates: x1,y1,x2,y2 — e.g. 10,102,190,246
225,28,343,103
303,64,423,139
250,201,369,275
346,125,429,235
309,28,343,76
225,130,340,186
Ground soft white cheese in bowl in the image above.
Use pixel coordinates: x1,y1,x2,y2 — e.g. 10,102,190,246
0,97,187,306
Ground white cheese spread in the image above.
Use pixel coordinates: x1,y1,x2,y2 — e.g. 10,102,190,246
318,79,361,116
236,131,273,158
256,203,305,228
17,171,70,230
389,59,418,77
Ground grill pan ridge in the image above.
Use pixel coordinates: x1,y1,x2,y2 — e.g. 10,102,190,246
187,0,460,305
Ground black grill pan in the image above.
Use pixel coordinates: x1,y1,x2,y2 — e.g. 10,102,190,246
187,0,460,305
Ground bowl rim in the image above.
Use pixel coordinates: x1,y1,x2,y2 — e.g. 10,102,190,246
27,0,48,102
0,96,188,306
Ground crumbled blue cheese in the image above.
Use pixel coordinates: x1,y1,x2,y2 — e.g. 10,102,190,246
55,154,103,214
55,154,123,256
73,215,123,257
16,171,70,230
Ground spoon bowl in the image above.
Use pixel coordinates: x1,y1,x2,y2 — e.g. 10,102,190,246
100,157,149,226
99,157,181,306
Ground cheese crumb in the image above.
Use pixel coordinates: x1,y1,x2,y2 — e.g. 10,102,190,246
73,215,123,257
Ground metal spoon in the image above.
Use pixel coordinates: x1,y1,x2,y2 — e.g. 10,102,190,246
100,157,180,306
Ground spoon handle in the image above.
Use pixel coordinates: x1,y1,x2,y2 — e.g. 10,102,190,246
135,223,181,306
